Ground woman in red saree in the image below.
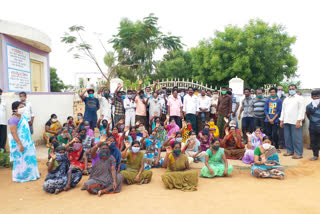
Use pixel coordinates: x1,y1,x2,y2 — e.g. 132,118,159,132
65,138,88,175
221,126,245,159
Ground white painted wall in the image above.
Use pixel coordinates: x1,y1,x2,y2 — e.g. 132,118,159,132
2,92,74,147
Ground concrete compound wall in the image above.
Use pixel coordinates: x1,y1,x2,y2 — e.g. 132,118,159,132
2,92,74,148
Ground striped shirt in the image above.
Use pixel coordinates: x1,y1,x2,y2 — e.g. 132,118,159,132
253,97,267,119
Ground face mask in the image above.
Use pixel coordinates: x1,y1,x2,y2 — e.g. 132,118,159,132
103,123,108,128
262,143,271,150
84,126,90,130
230,123,236,127
270,95,277,98
132,147,140,153
73,143,81,151
190,135,196,140
104,94,110,98
173,149,181,157
56,153,67,161
312,99,320,108
221,91,226,95
180,92,184,96
277,91,283,97
77,116,81,120
213,95,218,99
176,137,182,142
122,95,126,99
17,107,26,114
51,118,57,123
61,134,68,138
256,94,263,99
212,145,220,151
89,94,94,98
127,95,133,99
289,90,296,96
251,95,256,98
139,95,144,99
99,149,109,160
80,134,86,139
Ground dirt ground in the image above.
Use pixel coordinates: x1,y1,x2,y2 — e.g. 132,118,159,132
1,148,320,214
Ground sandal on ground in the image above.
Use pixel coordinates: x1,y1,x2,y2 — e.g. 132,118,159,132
292,155,303,159
283,153,294,156
310,157,318,161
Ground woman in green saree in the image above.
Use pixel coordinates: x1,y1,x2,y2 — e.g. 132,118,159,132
120,140,152,184
200,138,233,178
161,141,198,191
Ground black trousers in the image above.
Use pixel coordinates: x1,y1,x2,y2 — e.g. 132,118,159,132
0,125,7,150
254,117,265,131
310,130,320,157
265,122,279,149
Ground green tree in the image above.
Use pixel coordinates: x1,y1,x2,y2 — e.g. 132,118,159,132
153,49,193,80
109,13,183,82
50,67,67,92
190,19,298,88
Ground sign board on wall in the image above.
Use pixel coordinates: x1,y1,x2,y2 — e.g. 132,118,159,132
6,44,31,92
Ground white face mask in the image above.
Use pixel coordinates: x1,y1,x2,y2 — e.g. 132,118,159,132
52,118,57,122
312,99,320,108
251,94,256,98
277,91,283,97
262,143,271,150
17,107,26,114
132,147,140,153
213,94,218,99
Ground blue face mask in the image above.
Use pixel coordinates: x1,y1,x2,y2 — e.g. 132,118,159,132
122,95,126,99
89,94,94,98
0,95,2,100
289,90,296,95
176,137,182,142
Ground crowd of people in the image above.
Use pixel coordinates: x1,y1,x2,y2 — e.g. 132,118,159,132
0,80,319,195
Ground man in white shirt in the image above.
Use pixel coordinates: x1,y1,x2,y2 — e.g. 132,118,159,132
19,92,35,134
123,90,136,127
280,84,305,159
197,89,211,132
183,87,198,132
97,85,112,120
0,89,7,151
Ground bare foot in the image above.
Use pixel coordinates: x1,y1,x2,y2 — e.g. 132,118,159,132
98,190,104,197
143,179,149,184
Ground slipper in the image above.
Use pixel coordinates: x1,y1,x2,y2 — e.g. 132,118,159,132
283,153,294,156
310,157,318,161
292,155,303,159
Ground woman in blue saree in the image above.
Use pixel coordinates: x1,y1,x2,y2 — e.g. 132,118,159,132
8,101,40,183
251,136,285,179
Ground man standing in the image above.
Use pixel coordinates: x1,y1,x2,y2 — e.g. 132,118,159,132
148,92,162,121
280,84,305,159
210,90,219,124
135,80,148,129
306,90,320,161
97,85,112,120
183,87,198,132
124,90,136,128
80,88,100,130
168,90,183,128
228,88,240,125
19,92,35,134
0,89,7,151
239,88,254,143
252,89,267,130
277,85,286,149
113,84,125,124
277,86,286,102
197,89,211,132
159,89,168,123
217,86,232,138
264,87,282,152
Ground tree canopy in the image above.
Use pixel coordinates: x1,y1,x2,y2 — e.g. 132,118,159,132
50,67,68,92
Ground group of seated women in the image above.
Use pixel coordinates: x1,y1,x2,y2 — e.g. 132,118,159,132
42,114,285,195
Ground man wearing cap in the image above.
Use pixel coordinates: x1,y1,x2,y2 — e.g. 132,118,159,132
80,88,100,130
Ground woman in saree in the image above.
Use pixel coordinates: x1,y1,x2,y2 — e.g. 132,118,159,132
161,141,198,191
8,101,40,183
82,142,123,196
242,127,265,165
65,137,88,175
57,127,72,145
43,114,62,147
198,124,213,152
251,136,285,179
165,118,180,137
181,120,193,144
221,126,245,159
43,146,82,194
200,138,233,178
182,131,206,163
150,116,168,145
120,141,152,184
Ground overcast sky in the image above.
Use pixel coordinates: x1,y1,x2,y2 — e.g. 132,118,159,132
1,0,319,88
